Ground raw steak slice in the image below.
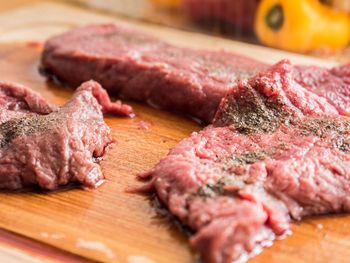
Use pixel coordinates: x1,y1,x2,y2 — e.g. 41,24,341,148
0,80,129,190
139,61,350,263
294,63,350,116
40,23,267,123
40,23,350,123
214,60,340,129
0,81,57,123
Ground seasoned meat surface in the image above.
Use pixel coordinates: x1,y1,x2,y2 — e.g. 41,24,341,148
294,63,350,115
41,23,266,123
0,80,128,190
140,61,350,263
41,24,350,123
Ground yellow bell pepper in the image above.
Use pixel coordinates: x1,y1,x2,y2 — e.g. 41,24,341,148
255,0,350,53
150,0,182,9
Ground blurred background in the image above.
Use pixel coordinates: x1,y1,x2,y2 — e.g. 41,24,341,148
65,0,350,61
1,0,350,63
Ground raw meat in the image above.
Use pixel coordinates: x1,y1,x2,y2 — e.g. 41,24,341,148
40,23,267,123
40,23,350,123
139,60,350,263
0,80,130,190
294,63,350,116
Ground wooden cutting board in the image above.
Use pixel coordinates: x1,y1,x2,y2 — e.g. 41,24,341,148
0,2,349,263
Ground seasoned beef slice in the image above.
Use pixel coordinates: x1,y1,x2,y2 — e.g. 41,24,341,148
214,60,339,129
0,81,57,122
41,24,350,123
0,80,131,190
140,61,350,263
294,63,350,115
40,23,267,123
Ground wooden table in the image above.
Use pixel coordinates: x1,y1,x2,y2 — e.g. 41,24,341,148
0,1,348,263
0,0,42,12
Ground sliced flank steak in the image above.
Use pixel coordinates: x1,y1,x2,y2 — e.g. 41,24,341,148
0,80,132,190
139,61,350,263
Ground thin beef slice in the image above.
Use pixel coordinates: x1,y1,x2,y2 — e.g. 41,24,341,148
40,23,267,123
40,23,350,123
294,63,350,115
139,60,350,263
0,80,132,190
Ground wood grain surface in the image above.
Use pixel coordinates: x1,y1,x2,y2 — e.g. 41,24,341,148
0,2,349,263
0,43,197,263
2,43,350,263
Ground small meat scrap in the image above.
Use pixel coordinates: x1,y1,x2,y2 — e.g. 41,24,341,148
140,60,350,263
0,80,132,190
